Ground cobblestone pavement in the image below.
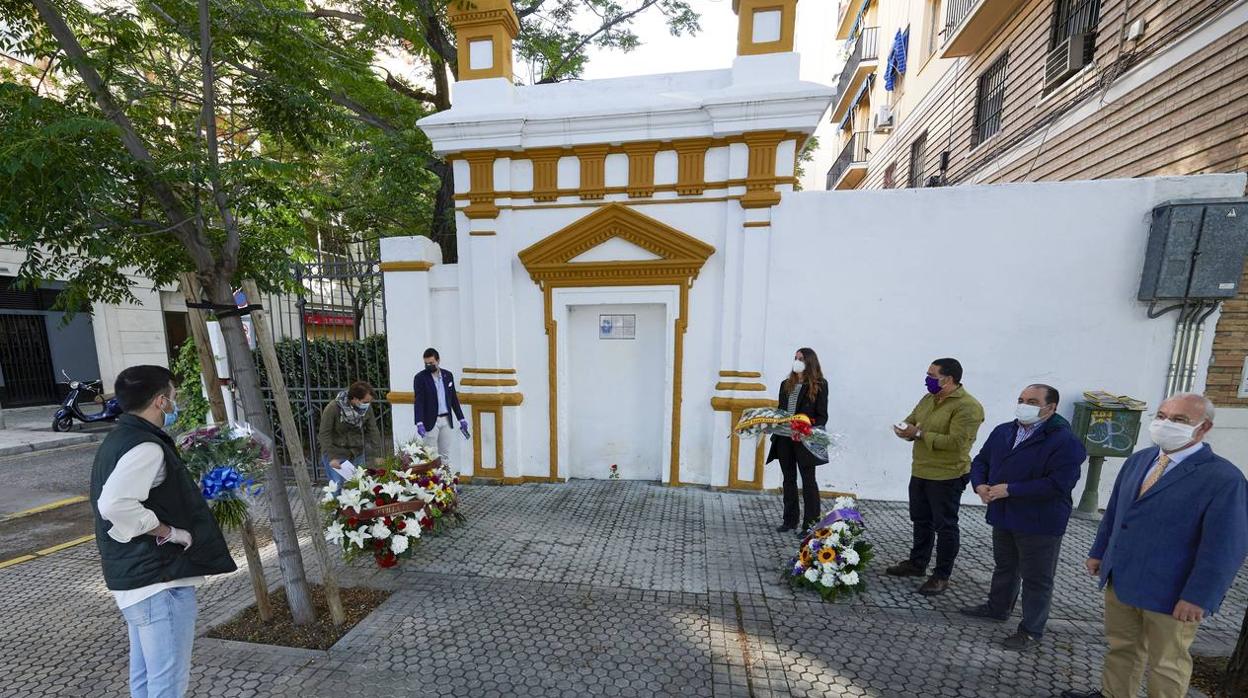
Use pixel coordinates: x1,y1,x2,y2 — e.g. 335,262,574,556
2,481,1244,697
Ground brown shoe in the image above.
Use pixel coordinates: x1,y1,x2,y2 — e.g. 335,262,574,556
917,575,949,596
885,560,926,577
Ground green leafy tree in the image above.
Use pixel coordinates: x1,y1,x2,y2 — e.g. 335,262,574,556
288,0,701,259
0,0,333,623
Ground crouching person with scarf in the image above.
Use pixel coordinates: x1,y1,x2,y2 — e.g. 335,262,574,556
319,381,383,487
91,365,237,698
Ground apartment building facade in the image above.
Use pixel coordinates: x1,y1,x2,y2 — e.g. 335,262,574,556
824,0,1245,191
819,0,1248,429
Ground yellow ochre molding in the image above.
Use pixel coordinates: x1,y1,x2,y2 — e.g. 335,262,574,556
711,397,777,411
576,145,609,201
464,151,500,219
448,0,520,82
461,378,519,387
459,392,525,407
379,261,434,272
530,147,565,202
743,221,771,228
463,367,518,375
469,231,497,237
623,142,660,198
715,381,767,392
719,370,763,378
734,0,799,56
387,391,414,404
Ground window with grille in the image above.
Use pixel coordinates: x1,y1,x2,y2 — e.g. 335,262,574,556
1050,0,1101,49
973,53,1008,146
907,133,928,188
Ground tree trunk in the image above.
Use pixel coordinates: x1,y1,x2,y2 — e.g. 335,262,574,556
179,273,272,622
430,162,457,263
1223,605,1248,696
206,275,317,626
243,280,347,627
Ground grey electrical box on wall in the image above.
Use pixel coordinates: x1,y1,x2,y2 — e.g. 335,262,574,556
1138,198,1248,301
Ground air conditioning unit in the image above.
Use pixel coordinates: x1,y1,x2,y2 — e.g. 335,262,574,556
872,105,895,133
1045,33,1094,88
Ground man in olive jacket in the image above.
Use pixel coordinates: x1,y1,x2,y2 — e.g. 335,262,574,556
90,365,236,697
888,357,985,596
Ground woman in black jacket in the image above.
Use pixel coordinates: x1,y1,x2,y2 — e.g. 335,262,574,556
767,347,829,535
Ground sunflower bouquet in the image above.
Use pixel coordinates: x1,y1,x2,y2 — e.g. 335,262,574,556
321,439,462,568
787,497,874,602
733,407,846,462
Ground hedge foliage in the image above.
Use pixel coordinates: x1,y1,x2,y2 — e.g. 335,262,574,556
254,334,393,460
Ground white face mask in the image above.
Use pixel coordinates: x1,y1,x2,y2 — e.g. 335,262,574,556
792,360,806,374
1014,403,1043,425
1149,418,1199,452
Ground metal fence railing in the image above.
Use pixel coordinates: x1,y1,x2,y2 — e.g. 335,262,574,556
257,247,391,483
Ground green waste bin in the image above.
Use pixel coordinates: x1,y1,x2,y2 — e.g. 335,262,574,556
1070,401,1145,519
1071,402,1143,458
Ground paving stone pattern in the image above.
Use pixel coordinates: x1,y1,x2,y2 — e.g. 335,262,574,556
1,481,1244,697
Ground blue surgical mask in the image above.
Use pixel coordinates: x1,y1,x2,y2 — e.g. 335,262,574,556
162,397,179,429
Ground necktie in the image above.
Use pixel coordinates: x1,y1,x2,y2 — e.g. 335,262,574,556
1138,453,1171,497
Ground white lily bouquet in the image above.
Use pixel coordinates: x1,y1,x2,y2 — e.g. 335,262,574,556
321,440,461,568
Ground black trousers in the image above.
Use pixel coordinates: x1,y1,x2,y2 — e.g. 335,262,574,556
907,475,968,579
986,527,1063,637
776,439,821,528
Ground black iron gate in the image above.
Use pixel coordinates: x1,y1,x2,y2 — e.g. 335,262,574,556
258,248,390,482
0,314,58,407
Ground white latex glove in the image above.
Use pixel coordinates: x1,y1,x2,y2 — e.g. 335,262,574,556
159,526,193,550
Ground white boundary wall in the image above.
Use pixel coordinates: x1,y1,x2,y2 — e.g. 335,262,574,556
384,172,1247,502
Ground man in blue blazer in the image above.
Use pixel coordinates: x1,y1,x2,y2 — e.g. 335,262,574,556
962,384,1087,650
413,348,467,468
1062,393,1248,698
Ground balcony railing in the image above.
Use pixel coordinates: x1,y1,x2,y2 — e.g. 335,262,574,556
941,0,1028,57
943,0,977,41
826,132,870,190
833,26,879,116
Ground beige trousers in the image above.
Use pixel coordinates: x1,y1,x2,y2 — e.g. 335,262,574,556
1101,585,1200,698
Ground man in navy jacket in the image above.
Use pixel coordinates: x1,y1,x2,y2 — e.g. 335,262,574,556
413,348,467,468
962,384,1087,650
1063,393,1248,698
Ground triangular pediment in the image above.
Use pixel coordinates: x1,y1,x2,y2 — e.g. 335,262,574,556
518,204,715,288
568,236,663,263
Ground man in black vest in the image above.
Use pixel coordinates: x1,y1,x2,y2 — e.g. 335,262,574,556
91,365,236,698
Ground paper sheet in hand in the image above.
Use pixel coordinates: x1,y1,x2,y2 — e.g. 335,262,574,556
334,460,358,480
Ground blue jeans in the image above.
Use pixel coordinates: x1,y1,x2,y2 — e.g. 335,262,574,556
120,586,197,698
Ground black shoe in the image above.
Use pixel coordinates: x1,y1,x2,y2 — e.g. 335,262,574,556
1002,630,1039,651
795,528,808,539
917,575,949,596
959,604,1009,622
885,560,927,577
775,524,795,533
1059,691,1103,698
